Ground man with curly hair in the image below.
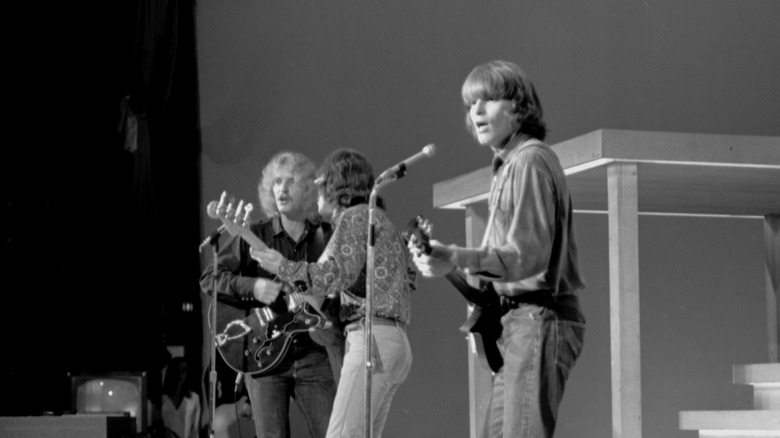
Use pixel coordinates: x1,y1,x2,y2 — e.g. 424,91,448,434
200,151,341,438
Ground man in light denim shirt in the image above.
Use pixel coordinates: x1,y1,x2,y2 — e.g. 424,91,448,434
412,60,586,438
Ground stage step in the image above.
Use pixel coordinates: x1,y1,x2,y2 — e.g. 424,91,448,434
680,363,780,437
680,410,780,434
734,363,780,410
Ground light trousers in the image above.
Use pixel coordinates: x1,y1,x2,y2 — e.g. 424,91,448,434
326,324,412,438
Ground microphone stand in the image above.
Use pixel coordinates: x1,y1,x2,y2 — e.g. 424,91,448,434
364,173,395,438
202,233,221,438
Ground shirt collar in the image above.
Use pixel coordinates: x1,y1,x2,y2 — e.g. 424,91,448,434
492,133,530,174
271,215,316,240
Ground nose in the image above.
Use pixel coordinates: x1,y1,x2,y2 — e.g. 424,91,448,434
471,99,485,115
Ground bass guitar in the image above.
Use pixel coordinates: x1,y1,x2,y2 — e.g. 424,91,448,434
403,215,504,373
206,192,337,377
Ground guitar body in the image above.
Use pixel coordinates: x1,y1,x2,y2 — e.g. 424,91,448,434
405,216,504,373
211,294,328,377
446,271,504,373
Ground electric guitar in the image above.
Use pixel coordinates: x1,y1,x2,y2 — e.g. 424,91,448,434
403,215,504,373
207,192,338,377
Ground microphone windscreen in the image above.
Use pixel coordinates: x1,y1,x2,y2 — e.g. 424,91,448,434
206,201,220,218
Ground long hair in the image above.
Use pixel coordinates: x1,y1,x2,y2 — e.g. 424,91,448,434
258,151,321,223
317,149,376,209
461,60,547,141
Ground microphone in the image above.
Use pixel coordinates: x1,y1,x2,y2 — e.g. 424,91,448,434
206,200,220,218
199,199,227,252
377,144,436,183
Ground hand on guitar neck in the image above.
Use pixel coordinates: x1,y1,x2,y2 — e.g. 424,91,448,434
403,216,460,278
404,215,505,373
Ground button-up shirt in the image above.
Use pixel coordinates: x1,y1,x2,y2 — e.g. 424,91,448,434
200,215,331,300
452,136,585,300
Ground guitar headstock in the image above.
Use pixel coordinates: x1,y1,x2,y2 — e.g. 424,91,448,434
209,191,254,239
403,215,433,257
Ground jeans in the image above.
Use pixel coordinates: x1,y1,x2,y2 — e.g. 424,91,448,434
326,324,412,438
484,303,585,438
245,345,336,438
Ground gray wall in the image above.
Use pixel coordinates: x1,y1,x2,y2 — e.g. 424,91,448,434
196,1,780,436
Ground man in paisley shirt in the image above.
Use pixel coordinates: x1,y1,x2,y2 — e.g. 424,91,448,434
250,149,416,438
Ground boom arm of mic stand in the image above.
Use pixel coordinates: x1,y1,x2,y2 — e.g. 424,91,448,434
364,176,395,438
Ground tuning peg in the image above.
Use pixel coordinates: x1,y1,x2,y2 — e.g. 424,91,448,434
421,220,432,235
217,191,228,216
235,200,245,222
226,196,236,220
242,204,254,226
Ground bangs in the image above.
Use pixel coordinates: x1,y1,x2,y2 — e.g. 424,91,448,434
461,67,511,104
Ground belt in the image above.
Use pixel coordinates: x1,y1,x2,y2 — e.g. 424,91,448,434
344,316,406,333
500,291,551,312
500,293,583,322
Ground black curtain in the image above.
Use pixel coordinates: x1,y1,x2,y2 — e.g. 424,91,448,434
2,0,203,417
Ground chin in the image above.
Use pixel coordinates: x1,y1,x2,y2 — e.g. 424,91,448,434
476,137,494,147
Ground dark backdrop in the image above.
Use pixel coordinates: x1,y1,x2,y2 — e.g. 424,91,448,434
3,0,203,418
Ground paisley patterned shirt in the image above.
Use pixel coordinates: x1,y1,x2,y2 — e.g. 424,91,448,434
277,203,416,325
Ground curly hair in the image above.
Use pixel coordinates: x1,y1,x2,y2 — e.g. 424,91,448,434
461,60,547,141
316,149,376,209
258,151,321,223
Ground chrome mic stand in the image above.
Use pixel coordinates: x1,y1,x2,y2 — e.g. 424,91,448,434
202,234,221,438
364,172,396,438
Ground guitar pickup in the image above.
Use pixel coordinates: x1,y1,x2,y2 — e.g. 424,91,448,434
254,307,275,325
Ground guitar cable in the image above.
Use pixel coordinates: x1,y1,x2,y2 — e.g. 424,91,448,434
232,372,247,438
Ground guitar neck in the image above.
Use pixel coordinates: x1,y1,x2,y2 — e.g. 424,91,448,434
237,229,269,253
